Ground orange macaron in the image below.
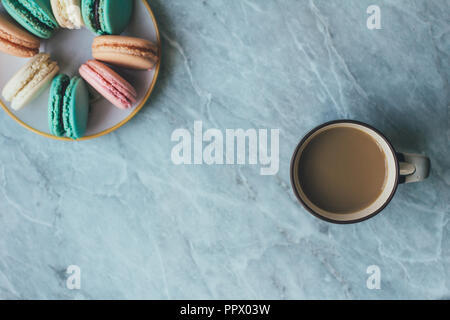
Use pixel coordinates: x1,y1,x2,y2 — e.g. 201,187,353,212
92,35,159,70
0,15,40,58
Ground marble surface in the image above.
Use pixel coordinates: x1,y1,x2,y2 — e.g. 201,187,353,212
0,0,449,300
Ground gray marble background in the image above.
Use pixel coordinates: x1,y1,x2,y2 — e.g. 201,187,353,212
0,0,449,299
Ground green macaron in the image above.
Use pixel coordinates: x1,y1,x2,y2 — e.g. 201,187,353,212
48,74,90,140
81,0,133,35
2,0,58,39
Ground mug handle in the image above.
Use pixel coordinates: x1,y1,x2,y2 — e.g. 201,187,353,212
397,153,431,184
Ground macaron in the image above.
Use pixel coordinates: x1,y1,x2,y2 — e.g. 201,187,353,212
0,15,40,57
92,35,159,70
81,0,133,35
50,0,84,29
79,60,136,110
2,53,59,110
48,74,89,139
1,0,59,39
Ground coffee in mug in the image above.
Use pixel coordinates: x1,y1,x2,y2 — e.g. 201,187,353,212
290,120,430,224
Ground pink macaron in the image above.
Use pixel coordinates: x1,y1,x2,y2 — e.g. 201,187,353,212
79,60,137,109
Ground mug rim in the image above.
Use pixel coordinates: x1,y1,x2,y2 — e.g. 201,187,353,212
290,120,400,224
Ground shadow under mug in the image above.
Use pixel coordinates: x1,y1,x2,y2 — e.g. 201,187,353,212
290,120,431,224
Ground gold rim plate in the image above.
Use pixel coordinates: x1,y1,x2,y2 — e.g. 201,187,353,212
0,0,161,141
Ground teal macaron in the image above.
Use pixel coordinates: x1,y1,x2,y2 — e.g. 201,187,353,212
81,0,133,35
48,74,90,140
1,0,58,39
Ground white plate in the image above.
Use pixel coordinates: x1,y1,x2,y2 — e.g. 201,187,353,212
0,0,160,141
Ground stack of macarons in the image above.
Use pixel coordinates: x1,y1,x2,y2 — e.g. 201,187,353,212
1,0,133,36
0,0,160,140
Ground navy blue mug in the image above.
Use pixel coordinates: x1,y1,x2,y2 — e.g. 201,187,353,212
290,120,430,224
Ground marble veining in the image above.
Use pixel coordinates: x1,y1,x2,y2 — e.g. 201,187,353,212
0,0,449,299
